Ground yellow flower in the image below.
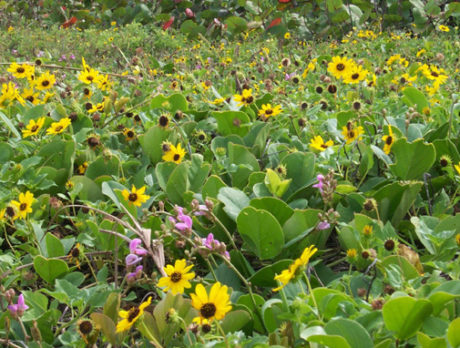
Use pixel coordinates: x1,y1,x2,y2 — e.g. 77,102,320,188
21,87,40,105
416,49,426,57
7,63,34,79
363,225,373,237
233,89,254,107
116,296,152,333
162,143,186,164
78,68,100,84
438,25,449,32
95,74,112,91
382,125,395,154
273,245,317,291
123,128,135,141
11,191,34,220
456,233,460,246
78,162,88,175
342,122,364,144
191,282,232,324
157,259,195,295
343,65,368,84
121,185,150,207
328,56,354,79
347,248,357,258
34,72,56,91
1,82,25,105
258,104,282,119
8,26,14,32
88,101,105,113
301,60,316,78
209,97,225,105
46,118,71,135
309,135,334,152
284,32,291,40
454,162,460,175
22,117,46,138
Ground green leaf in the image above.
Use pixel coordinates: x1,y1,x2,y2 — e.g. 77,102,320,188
325,318,373,348
139,125,171,165
372,181,423,226
166,162,189,205
428,280,460,315
417,332,447,348
90,313,117,346
248,260,292,287
382,296,433,340
203,175,227,199
188,154,211,193
447,317,460,348
281,152,316,199
401,87,429,113
85,156,120,180
69,176,103,202
225,16,248,34
0,142,13,163
228,142,260,188
389,138,435,180
103,292,121,323
45,233,65,257
249,197,294,226
0,110,21,138
265,169,292,197
33,256,69,284
236,206,284,259
220,310,252,333
213,110,250,137
218,187,250,221
282,209,323,253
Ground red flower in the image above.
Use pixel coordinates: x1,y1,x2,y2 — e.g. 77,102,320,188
267,18,282,30
62,16,77,29
162,16,175,30
278,0,291,2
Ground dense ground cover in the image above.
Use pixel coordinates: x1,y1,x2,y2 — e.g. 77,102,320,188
0,19,460,348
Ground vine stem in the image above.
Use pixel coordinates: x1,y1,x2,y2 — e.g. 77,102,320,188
209,213,237,250
303,273,322,320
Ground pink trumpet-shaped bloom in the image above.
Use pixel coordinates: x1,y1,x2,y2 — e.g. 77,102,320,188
129,238,147,256
8,294,29,317
313,174,325,193
125,254,142,266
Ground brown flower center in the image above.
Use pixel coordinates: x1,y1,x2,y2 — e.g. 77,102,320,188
26,96,35,102
349,131,355,138
87,75,94,81
385,136,393,145
127,307,140,322
17,67,25,73
55,126,63,132
336,63,345,71
79,320,93,335
6,206,15,217
265,109,273,115
351,73,359,80
173,154,180,162
42,80,50,87
200,303,217,319
170,272,182,283
431,71,439,77
126,131,134,138
128,193,138,202
19,203,27,211
31,125,39,132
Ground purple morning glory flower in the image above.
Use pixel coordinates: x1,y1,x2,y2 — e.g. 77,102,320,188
8,294,29,317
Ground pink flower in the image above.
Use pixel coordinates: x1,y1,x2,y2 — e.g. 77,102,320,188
185,8,194,18
125,254,142,266
313,174,325,193
129,238,147,256
127,265,143,282
8,294,29,317
194,204,209,216
317,221,330,230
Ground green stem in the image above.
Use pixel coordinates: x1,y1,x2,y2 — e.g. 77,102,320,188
210,213,237,250
215,321,230,348
303,273,321,320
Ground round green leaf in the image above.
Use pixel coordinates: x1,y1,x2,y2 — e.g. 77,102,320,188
447,317,460,348
325,318,373,348
33,256,69,284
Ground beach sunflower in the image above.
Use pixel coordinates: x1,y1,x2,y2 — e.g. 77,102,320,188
88,101,105,113
46,118,71,135
309,135,334,152
382,125,395,154
157,259,195,295
191,282,232,324
22,117,46,138
21,87,40,105
343,65,368,84
34,72,56,91
438,25,449,32
273,263,299,292
78,68,100,84
233,89,254,107
116,296,152,333
162,143,186,164
77,162,88,175
328,56,354,79
454,162,460,175
295,245,318,268
341,122,364,144
11,191,34,220
8,63,34,79
258,104,282,119
121,185,150,207
95,74,112,91
123,128,135,141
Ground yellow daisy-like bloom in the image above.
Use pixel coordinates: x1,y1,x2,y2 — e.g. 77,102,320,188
342,122,364,144
7,63,34,79
273,245,317,292
301,60,316,78
258,104,282,119
438,25,449,32
233,88,254,107
191,282,232,324
1,82,25,106
46,118,71,135
343,65,368,84
363,225,373,237
209,97,225,105
162,143,186,164
116,296,152,333
78,68,100,84
78,162,88,175
310,135,334,152
123,128,135,141
95,74,112,91
88,101,105,114
21,87,40,105
22,117,46,138
328,56,354,80
11,191,34,220
121,185,150,207
456,233,460,246
34,71,56,91
284,32,291,40
382,125,395,154
347,248,357,258
157,259,195,295
454,162,460,175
